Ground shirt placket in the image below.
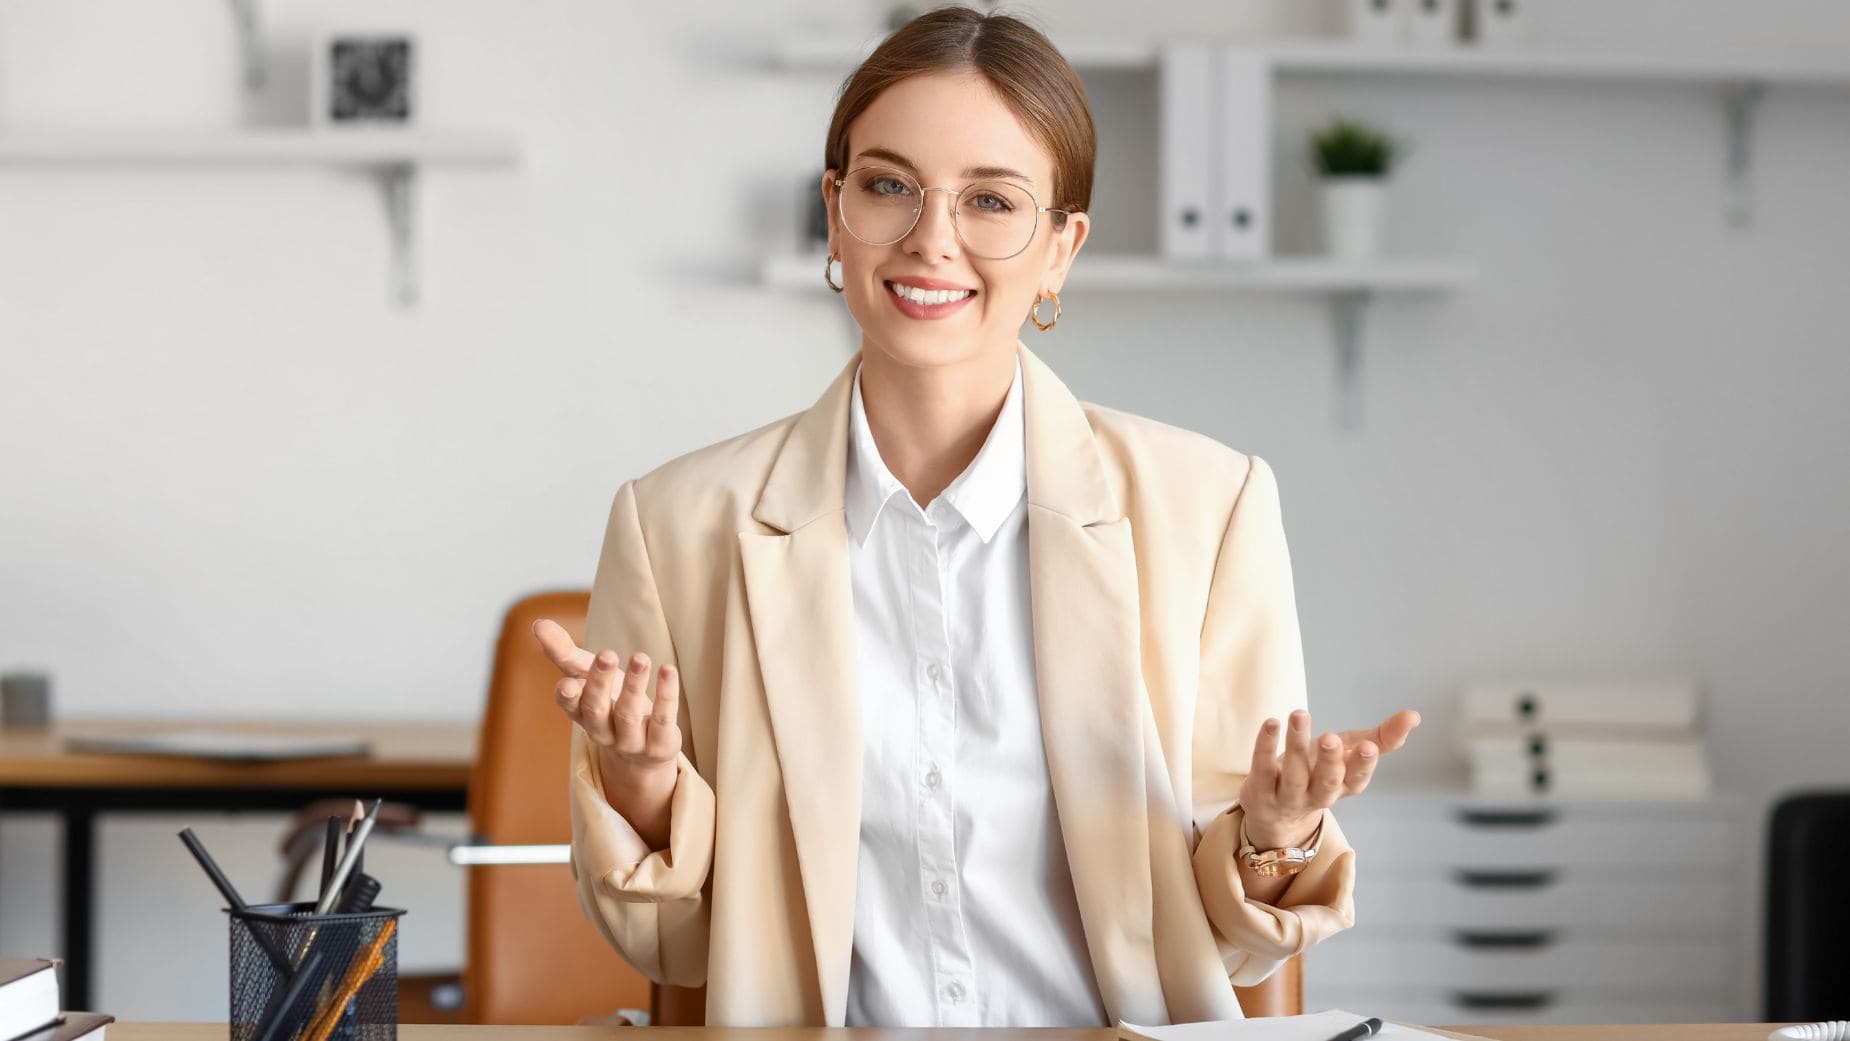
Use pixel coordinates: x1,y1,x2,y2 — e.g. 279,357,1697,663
906,503,978,1026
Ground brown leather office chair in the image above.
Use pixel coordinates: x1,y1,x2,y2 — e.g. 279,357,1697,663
472,590,1300,1024
460,590,653,1024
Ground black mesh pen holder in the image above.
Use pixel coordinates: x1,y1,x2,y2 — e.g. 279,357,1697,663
228,902,404,1041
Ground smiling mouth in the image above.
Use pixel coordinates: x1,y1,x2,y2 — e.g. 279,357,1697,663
885,280,977,305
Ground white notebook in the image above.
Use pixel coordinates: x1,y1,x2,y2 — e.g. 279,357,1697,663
66,730,371,761
1122,1010,1482,1041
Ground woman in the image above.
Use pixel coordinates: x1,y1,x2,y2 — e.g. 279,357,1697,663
533,6,1418,1028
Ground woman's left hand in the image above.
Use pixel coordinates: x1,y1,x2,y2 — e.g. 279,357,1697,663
1238,708,1421,849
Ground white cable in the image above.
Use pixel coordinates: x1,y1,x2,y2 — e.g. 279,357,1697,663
1770,1023,1850,1041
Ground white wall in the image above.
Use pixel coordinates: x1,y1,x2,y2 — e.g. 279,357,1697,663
2,0,1847,1019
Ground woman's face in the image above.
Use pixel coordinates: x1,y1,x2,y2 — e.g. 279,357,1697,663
823,70,1090,375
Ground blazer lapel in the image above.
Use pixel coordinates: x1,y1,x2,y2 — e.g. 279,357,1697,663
1019,344,1163,1022
739,353,864,1025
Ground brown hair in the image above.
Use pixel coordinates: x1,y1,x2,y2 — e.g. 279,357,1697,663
823,5,1095,228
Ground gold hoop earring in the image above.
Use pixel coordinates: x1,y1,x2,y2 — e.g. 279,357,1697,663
1029,290,1061,331
824,252,844,293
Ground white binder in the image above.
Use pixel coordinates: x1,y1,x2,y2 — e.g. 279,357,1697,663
1158,42,1216,260
1216,48,1272,261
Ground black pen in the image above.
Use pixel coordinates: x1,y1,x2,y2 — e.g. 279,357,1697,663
177,828,292,973
1325,1017,1384,1041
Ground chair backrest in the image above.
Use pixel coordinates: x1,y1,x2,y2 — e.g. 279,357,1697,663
463,590,653,1024
1766,789,1850,1019
1235,956,1303,1017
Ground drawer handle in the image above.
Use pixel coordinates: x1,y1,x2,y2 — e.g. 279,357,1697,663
1451,991,1556,1011
1455,807,1557,828
1452,929,1557,949
1454,868,1558,889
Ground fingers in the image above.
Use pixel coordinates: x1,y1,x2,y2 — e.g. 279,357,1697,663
1308,731,1345,808
642,665,683,761
1344,739,1380,795
532,618,595,677
1377,708,1422,752
575,650,626,744
1278,709,1314,810
610,653,655,751
1247,716,1283,789
1339,708,1423,757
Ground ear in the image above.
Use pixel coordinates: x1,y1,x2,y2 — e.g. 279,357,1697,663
820,169,840,255
1043,211,1091,295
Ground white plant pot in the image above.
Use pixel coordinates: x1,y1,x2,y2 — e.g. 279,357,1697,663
1319,178,1389,260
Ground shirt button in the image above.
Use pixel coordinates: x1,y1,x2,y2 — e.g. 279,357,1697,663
926,663,943,681
924,767,941,789
931,879,947,897
944,981,965,1003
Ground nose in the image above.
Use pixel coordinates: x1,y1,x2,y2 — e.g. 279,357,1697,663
903,186,961,260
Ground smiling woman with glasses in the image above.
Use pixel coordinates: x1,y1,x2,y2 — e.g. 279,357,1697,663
538,4,1419,1029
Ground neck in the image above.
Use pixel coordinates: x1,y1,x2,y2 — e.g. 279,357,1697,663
858,344,1016,508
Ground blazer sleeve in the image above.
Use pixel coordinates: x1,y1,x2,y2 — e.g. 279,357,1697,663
1188,455,1357,987
567,478,715,987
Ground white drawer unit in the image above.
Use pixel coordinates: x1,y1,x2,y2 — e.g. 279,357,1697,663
1305,791,1746,1024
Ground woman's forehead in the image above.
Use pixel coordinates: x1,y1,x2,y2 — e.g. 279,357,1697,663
848,72,1053,188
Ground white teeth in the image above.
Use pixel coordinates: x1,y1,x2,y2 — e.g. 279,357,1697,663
888,281,973,306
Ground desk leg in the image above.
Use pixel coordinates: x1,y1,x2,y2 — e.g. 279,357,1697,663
61,807,96,1011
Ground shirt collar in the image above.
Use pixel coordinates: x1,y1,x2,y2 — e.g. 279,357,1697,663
845,359,1027,547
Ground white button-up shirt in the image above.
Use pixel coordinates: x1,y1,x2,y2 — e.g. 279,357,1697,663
842,361,1107,1028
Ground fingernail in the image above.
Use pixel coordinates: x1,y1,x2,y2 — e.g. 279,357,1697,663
1360,746,1378,758
1291,712,1308,730
1321,735,1340,750
631,658,648,674
1263,719,1279,732
595,651,617,669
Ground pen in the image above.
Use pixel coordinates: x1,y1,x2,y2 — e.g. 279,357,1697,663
315,798,383,915
318,816,341,900
177,828,292,974
1324,1017,1384,1041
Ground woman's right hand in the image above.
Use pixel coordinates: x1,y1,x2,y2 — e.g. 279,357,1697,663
533,618,680,850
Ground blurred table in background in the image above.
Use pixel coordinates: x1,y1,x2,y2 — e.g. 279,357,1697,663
0,718,475,1011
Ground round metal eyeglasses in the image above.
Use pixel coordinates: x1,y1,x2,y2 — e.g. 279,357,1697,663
833,166,1070,261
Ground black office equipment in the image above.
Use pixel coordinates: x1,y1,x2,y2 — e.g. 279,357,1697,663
1766,789,1850,1019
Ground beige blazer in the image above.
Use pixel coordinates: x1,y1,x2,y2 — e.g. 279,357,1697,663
567,343,1356,1027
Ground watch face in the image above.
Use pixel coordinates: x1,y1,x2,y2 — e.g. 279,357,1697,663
329,37,412,122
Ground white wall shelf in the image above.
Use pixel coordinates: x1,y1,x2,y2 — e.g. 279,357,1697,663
764,252,1473,428
0,129,521,307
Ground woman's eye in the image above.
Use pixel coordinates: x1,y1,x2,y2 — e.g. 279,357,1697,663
868,176,912,196
970,192,1013,212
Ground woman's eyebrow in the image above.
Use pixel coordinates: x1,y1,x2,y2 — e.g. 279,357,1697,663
855,146,1031,183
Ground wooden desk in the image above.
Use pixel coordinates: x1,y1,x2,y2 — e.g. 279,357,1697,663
0,718,475,1011
109,1024,1780,1041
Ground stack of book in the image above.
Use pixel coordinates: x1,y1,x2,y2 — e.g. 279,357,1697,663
1460,680,1712,798
0,960,112,1041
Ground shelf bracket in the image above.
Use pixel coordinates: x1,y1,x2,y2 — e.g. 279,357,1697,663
1721,80,1766,229
227,0,266,94
380,163,419,308
1331,289,1372,430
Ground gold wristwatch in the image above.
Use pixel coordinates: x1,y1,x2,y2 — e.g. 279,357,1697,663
1238,815,1325,878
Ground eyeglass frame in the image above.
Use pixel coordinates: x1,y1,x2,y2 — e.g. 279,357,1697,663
830,165,1073,261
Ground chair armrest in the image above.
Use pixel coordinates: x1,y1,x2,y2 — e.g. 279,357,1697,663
446,841,571,866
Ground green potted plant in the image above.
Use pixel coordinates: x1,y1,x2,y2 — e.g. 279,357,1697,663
1310,116,1403,260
